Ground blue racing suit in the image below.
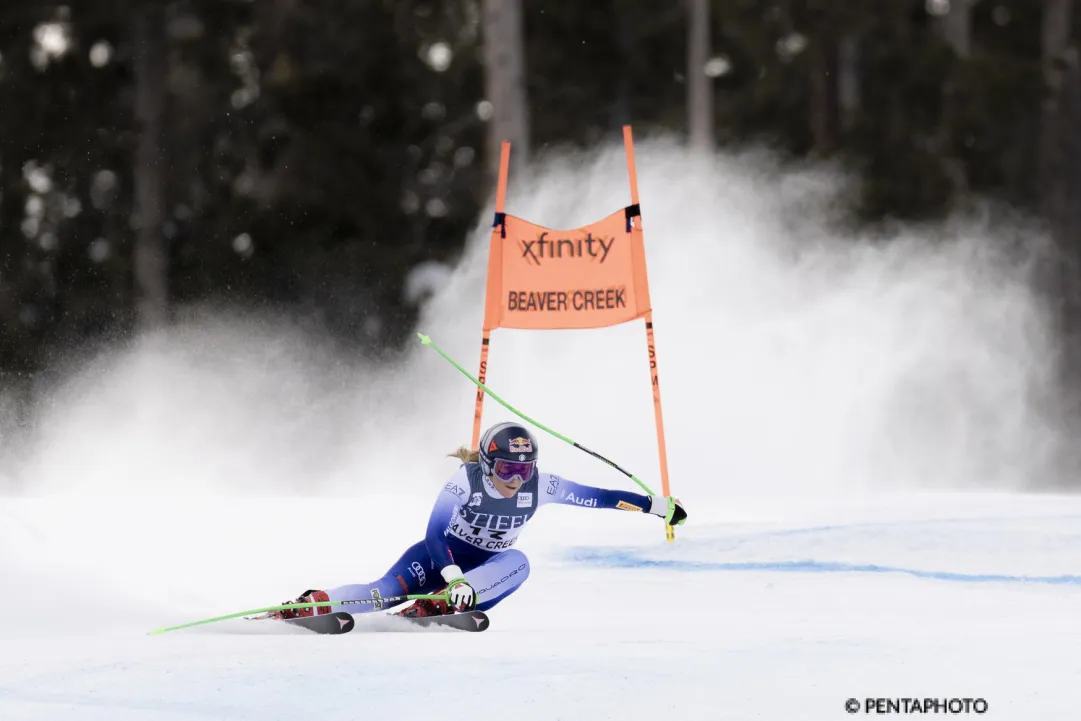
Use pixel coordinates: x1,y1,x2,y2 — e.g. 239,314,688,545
326,462,654,612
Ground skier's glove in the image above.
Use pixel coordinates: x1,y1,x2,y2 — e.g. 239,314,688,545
648,495,688,526
440,564,476,612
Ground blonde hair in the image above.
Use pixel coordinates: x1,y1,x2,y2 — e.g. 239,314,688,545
448,446,480,464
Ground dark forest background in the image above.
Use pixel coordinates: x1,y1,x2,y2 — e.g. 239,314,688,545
3,0,1081,412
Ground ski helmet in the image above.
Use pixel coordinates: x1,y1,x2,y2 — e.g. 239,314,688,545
478,421,539,483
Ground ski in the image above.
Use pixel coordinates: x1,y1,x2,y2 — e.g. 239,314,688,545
390,610,490,632
281,611,356,635
247,609,489,634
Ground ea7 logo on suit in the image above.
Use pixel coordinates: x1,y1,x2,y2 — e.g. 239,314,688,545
546,476,562,495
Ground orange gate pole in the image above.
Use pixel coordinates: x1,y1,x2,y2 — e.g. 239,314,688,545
622,125,675,542
472,141,513,449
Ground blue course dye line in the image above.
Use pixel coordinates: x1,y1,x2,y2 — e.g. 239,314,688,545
759,513,1081,539
566,548,1081,587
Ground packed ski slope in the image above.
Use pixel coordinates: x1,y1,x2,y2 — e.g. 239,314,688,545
1,493,1080,720
2,139,1080,720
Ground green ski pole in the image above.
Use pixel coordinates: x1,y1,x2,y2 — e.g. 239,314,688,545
148,593,449,635
417,332,658,497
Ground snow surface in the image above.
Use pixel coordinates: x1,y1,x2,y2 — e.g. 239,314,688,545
1,494,1080,720
2,139,1080,720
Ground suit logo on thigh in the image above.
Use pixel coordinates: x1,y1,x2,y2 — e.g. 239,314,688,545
410,561,427,586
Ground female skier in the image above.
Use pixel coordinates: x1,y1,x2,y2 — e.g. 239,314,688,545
271,421,687,619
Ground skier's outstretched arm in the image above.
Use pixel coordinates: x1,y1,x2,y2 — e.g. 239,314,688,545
538,473,687,525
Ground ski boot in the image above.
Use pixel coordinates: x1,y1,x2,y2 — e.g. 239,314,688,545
393,591,452,618
268,589,331,619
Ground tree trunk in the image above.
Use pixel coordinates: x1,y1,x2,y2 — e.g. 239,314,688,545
1040,0,1077,291
935,0,973,201
806,1,841,156
936,0,971,58
686,0,712,151
838,33,860,131
1039,0,1081,479
1052,48,1081,483
1041,0,1074,214
1059,51,1081,264
482,0,529,183
132,3,169,332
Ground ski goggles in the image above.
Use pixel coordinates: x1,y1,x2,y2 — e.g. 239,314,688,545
492,458,535,483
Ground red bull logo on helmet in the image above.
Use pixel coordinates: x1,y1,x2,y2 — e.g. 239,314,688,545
508,436,533,453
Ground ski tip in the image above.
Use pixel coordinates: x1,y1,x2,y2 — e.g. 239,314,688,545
335,613,356,634
285,611,356,635
386,609,490,632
